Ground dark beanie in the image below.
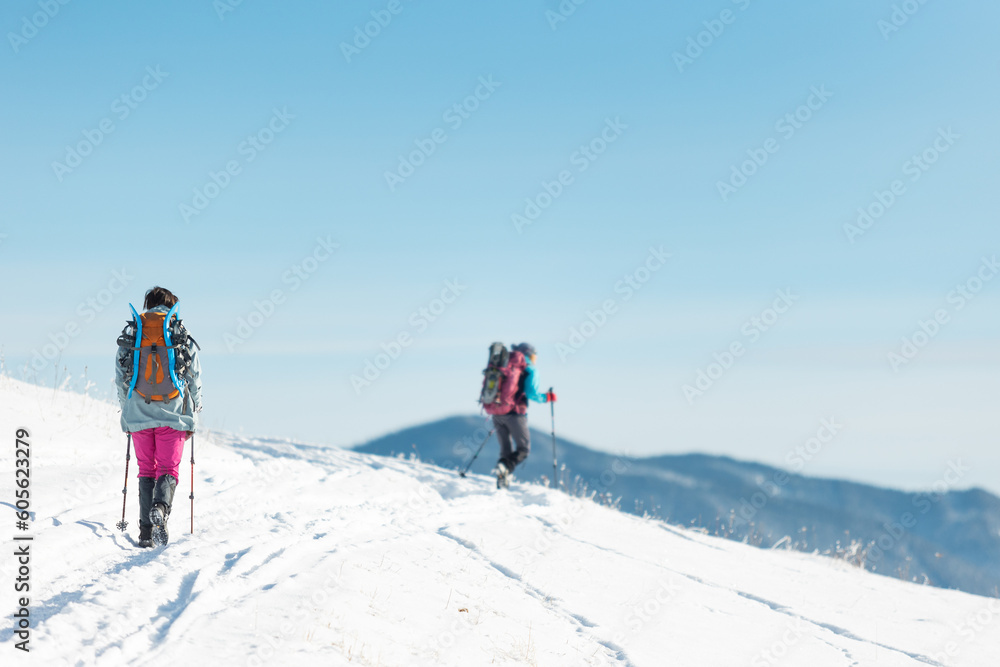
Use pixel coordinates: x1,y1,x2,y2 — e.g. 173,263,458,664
513,342,536,357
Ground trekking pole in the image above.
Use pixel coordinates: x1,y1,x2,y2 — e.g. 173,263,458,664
459,428,496,478
116,434,132,532
189,433,195,534
549,387,558,490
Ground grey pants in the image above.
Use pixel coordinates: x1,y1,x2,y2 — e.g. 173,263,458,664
493,413,530,471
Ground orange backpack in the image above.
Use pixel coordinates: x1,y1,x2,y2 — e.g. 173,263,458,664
118,303,197,404
135,310,180,402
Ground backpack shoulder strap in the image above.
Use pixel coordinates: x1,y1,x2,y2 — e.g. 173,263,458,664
126,303,142,399
163,303,184,398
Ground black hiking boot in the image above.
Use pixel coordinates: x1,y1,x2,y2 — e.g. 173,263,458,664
138,477,155,537
150,474,177,546
138,524,153,548
150,503,169,546
496,461,511,490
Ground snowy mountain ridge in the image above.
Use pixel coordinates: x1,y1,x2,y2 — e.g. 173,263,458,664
355,415,1000,598
1,375,998,666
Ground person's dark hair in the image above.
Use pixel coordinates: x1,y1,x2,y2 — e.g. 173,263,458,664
144,286,179,310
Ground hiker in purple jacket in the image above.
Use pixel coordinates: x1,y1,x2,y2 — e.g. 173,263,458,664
493,343,556,487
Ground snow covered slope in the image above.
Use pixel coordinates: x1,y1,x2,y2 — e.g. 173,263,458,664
356,416,1000,598
1,375,997,666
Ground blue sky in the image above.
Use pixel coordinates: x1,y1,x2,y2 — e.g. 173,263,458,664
2,1,998,494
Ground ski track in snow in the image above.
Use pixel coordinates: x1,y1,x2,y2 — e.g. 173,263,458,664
437,527,634,666
3,377,999,666
152,570,200,644
732,589,945,666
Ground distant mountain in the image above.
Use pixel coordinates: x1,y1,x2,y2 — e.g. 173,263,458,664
354,415,1000,597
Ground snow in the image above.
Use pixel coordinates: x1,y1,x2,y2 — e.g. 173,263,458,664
2,375,998,666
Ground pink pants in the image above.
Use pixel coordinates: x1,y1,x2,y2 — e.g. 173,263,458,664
132,427,186,480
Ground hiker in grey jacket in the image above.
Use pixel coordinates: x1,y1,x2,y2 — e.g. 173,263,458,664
115,286,202,547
